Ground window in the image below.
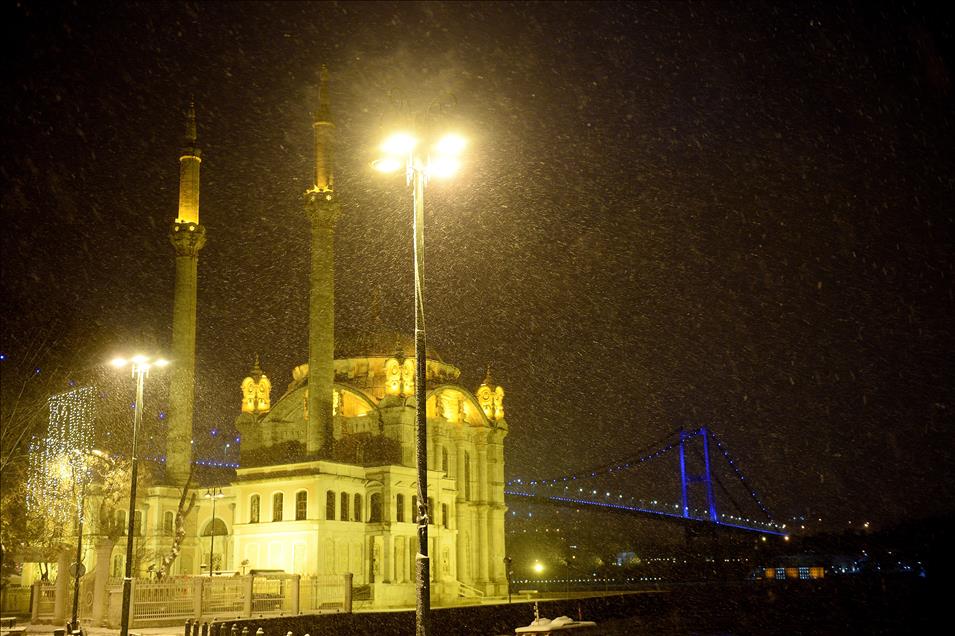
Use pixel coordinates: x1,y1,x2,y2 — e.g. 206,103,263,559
441,446,449,474
427,497,434,525
441,503,449,529
250,494,260,523
396,494,405,523
272,493,284,522
464,451,472,500
411,495,418,523
340,492,349,521
295,491,307,520
133,510,143,536
370,493,382,523
163,511,174,534
325,490,335,520
354,493,363,522
116,510,126,535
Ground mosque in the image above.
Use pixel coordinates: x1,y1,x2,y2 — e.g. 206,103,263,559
56,70,509,611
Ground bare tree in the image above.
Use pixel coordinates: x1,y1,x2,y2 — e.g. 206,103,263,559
159,466,197,579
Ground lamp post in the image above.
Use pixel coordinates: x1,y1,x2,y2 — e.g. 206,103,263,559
373,120,466,636
111,355,168,636
204,487,224,576
69,449,111,633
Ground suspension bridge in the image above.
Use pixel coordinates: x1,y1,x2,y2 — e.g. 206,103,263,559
504,426,788,537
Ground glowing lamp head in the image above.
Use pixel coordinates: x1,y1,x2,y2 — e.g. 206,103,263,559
434,133,467,157
154,358,170,368
372,157,403,174
533,561,544,574
381,132,417,156
111,357,128,368
427,156,461,179
131,354,148,365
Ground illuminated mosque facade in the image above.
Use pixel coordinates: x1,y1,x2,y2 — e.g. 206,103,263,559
145,70,508,606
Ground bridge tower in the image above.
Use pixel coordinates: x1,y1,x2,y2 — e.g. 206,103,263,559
678,427,718,522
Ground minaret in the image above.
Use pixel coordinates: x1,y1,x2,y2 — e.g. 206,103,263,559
167,102,206,483
303,67,340,454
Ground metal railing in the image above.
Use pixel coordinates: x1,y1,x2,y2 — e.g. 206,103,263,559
301,574,349,612
33,583,56,620
133,578,195,622
32,573,352,627
0,585,32,615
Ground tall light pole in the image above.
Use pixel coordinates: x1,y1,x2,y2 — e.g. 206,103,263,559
69,449,111,633
373,121,466,636
204,487,224,576
111,355,168,636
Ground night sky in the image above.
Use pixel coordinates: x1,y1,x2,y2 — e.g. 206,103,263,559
3,1,953,530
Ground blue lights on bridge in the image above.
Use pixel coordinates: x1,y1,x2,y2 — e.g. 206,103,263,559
506,425,789,537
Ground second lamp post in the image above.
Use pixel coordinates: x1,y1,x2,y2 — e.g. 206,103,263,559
111,354,168,636
373,123,466,636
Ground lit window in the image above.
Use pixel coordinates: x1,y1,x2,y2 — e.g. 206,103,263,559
325,490,335,520
250,495,260,523
340,493,349,521
272,493,284,522
464,452,471,500
163,511,174,534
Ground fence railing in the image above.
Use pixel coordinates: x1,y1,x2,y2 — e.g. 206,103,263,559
33,573,352,627
0,585,32,615
32,583,56,621
133,577,195,623
301,574,351,612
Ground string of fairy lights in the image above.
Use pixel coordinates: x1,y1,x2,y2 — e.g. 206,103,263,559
506,425,787,534
26,387,95,527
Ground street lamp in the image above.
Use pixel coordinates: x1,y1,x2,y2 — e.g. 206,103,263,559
204,487,224,576
111,354,168,636
373,121,466,636
69,449,111,634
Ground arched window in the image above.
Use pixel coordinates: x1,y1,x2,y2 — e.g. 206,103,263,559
396,494,405,523
163,511,174,534
464,451,472,500
325,490,335,520
369,493,382,523
202,518,228,537
295,491,308,520
340,492,349,521
411,495,418,523
441,503,449,528
115,510,126,535
353,494,363,522
272,492,284,522
441,447,449,474
250,494,260,523
133,510,143,536
427,497,434,525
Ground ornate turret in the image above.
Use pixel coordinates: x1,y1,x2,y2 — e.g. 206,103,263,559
176,101,201,225
303,66,341,454
166,101,207,484
312,65,334,192
241,354,271,414
476,366,505,421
